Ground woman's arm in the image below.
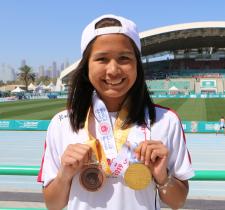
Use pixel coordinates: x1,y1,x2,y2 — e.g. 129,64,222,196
43,143,91,210
135,140,189,209
156,174,189,209
43,169,72,210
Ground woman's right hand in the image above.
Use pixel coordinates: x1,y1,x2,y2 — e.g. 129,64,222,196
59,143,92,181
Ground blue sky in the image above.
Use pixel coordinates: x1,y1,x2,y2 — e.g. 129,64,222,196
1,0,225,71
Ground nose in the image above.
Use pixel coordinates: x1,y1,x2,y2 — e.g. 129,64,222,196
106,59,121,76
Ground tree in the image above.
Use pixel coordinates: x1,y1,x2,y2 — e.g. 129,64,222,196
36,76,51,85
0,80,4,87
17,65,36,90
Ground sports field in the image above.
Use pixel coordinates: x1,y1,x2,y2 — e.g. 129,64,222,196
0,98,224,121
0,99,66,120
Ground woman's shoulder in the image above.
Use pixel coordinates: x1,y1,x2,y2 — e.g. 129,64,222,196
153,104,181,123
51,109,69,121
48,109,70,128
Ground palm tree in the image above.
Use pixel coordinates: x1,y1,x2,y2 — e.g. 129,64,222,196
36,76,51,85
17,65,36,91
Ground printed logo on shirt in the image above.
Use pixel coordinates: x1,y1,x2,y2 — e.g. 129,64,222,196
58,113,69,121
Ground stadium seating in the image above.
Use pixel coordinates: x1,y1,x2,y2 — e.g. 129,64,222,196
200,80,216,88
146,80,165,90
168,80,191,89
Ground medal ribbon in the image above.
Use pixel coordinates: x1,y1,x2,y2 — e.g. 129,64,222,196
84,138,112,175
92,92,131,158
84,92,132,176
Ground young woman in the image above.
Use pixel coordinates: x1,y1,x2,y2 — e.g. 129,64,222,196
38,14,194,210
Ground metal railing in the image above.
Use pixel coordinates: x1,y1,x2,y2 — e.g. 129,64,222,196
0,166,40,176
1,165,225,181
0,209,46,210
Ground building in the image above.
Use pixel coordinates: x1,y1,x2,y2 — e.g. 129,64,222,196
0,64,16,82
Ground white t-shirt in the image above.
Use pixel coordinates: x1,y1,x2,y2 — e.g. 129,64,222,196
38,105,194,210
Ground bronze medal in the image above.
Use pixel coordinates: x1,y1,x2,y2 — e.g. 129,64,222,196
124,163,152,190
79,164,105,192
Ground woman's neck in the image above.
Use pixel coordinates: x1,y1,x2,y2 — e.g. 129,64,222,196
105,100,123,112
102,97,127,112
96,93,129,112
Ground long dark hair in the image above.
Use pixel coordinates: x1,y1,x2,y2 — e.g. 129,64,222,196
67,18,155,132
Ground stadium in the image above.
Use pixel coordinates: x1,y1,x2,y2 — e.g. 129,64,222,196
1,21,225,125
60,21,225,97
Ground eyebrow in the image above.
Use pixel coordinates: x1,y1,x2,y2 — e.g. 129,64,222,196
92,51,135,57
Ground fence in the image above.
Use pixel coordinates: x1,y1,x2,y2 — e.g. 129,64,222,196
1,165,225,180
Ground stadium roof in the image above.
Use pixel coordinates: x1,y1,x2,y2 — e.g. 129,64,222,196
60,59,80,83
140,21,225,56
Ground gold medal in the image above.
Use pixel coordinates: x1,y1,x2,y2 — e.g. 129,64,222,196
79,164,105,192
124,163,152,190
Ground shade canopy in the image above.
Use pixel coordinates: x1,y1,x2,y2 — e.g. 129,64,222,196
11,86,25,93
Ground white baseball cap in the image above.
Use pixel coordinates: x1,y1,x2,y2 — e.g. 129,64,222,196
81,14,141,55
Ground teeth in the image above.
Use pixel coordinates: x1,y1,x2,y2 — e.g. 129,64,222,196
106,79,123,85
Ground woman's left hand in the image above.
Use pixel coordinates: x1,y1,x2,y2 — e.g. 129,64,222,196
135,140,169,185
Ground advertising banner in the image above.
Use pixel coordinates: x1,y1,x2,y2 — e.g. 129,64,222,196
0,120,222,133
182,121,221,133
0,120,50,130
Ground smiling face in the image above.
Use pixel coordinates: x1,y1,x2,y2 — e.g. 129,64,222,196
88,34,137,111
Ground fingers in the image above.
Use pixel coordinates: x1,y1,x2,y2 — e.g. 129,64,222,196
61,143,92,169
58,143,92,181
135,140,169,166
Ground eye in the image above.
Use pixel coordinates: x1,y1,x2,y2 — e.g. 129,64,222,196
119,56,130,61
118,56,133,64
95,57,107,62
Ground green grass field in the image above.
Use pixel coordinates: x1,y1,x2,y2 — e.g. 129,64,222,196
0,99,67,120
0,98,224,121
154,98,225,121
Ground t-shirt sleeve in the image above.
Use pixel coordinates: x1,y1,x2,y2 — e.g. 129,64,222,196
37,117,61,187
167,113,195,180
